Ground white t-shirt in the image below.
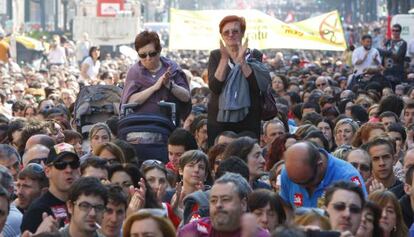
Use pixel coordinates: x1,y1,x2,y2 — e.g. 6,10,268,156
408,39,414,57
352,46,381,76
47,45,66,64
76,40,90,62
81,56,100,80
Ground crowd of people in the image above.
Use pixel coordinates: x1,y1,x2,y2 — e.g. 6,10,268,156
0,12,414,237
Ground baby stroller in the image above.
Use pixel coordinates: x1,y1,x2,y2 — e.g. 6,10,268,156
73,85,122,138
118,102,176,165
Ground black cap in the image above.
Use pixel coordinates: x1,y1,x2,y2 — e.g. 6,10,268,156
46,143,79,165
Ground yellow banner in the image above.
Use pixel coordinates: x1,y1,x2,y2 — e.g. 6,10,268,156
169,9,346,51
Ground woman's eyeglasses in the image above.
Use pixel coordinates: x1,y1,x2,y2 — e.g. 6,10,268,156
138,51,158,59
222,29,240,37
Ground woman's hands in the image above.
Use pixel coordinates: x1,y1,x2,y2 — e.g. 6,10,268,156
235,38,249,65
126,178,147,217
219,38,249,65
153,67,172,91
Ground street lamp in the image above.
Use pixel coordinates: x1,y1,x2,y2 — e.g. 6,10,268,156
62,0,68,32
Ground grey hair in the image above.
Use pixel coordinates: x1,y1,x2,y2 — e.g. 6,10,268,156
0,165,13,194
334,118,359,135
0,144,21,163
214,172,252,199
22,144,50,166
345,148,371,162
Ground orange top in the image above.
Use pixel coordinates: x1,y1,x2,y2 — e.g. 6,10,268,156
0,40,9,63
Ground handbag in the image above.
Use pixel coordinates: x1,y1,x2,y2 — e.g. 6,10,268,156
261,86,278,121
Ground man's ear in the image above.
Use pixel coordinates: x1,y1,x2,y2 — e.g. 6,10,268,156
392,155,398,166
44,165,52,179
67,200,74,215
404,183,412,195
40,187,49,195
241,197,247,213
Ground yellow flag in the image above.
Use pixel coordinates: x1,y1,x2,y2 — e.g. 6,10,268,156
169,8,346,51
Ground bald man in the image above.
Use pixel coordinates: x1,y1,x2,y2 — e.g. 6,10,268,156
390,148,414,199
25,134,55,151
22,145,50,167
280,142,366,208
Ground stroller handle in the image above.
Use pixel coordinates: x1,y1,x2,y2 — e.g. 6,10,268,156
159,101,176,126
120,103,139,117
120,101,177,126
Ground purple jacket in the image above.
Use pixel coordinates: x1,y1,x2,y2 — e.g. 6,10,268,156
120,56,190,118
178,217,270,237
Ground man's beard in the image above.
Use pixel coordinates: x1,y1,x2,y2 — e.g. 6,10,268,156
363,46,371,50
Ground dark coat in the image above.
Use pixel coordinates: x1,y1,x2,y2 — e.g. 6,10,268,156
207,49,263,147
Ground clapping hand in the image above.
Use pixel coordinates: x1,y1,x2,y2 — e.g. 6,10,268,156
21,212,59,237
153,67,171,91
162,67,172,88
219,40,230,60
368,179,385,194
235,38,249,65
126,178,147,216
241,213,261,237
171,181,185,210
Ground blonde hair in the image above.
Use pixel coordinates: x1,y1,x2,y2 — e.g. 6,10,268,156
88,123,111,141
294,212,331,231
122,212,176,237
94,142,126,163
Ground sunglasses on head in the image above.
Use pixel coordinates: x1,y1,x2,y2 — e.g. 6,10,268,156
350,162,370,172
138,51,158,59
25,163,44,174
141,159,165,170
52,159,80,170
28,157,47,165
295,207,326,216
332,202,361,214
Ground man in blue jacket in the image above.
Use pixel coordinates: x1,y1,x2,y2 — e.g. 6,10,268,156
280,141,367,208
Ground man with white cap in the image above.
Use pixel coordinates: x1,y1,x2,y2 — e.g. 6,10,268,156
21,143,81,233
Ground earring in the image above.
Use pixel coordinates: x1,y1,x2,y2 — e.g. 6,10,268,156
393,226,397,232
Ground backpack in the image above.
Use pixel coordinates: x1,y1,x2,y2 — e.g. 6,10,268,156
73,85,122,137
182,190,210,226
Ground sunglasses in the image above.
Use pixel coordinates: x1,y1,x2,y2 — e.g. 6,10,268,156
222,29,241,36
332,202,361,214
316,82,327,87
138,51,158,59
52,160,80,170
295,207,326,216
25,163,44,174
350,162,370,172
141,159,165,171
28,157,47,165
